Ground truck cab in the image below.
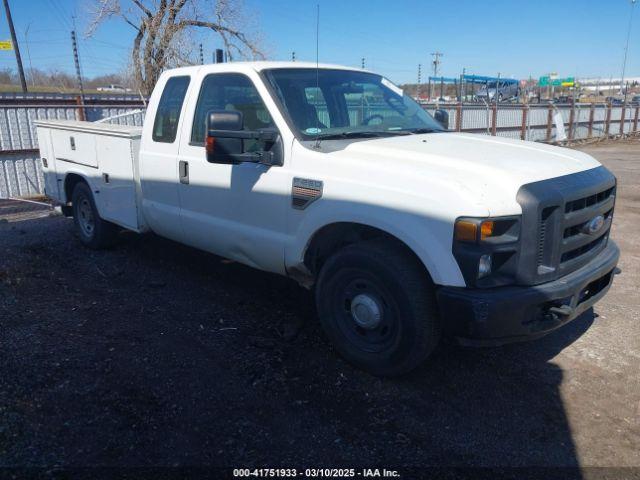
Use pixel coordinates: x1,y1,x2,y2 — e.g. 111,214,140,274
36,62,619,376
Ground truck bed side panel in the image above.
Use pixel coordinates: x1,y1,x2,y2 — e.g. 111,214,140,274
97,135,141,231
35,120,144,232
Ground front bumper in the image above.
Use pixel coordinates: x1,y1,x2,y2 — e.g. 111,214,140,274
437,241,620,346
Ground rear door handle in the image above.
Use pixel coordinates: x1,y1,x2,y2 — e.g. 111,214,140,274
179,160,189,184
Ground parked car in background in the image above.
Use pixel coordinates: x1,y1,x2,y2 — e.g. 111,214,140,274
630,95,640,105
96,84,131,93
555,95,576,104
474,80,519,102
605,96,624,105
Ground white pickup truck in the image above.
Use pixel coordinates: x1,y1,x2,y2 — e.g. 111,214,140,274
35,62,619,376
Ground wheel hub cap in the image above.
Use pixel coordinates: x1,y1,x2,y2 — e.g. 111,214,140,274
350,294,383,329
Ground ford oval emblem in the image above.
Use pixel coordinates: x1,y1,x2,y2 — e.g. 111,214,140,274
583,215,605,235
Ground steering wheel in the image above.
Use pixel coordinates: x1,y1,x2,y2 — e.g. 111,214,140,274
363,114,384,125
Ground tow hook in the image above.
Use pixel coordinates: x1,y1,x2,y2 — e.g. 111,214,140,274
548,305,573,318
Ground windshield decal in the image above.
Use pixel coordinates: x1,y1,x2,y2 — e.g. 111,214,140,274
305,127,322,135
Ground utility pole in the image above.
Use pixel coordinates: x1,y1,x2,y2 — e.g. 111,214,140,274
2,0,27,92
291,51,296,61
620,0,637,94
361,57,365,69
418,64,421,84
199,43,204,64
71,30,84,100
430,52,442,100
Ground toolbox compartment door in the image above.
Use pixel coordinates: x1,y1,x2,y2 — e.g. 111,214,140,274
50,130,98,168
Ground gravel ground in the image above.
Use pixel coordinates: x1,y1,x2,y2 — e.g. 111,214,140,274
0,140,639,476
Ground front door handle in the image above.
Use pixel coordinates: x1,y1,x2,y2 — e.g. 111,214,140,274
179,160,189,184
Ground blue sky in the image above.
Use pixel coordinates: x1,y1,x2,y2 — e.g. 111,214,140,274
0,0,638,84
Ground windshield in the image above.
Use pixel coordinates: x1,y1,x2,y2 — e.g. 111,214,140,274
263,68,444,139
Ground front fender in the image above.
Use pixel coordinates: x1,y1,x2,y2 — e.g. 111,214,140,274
285,202,467,288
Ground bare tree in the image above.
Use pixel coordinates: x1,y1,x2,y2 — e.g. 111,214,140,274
87,0,265,94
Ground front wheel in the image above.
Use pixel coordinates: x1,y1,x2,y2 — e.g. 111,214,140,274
72,182,118,249
315,240,441,376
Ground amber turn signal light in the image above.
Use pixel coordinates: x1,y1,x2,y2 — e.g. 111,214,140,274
205,135,215,154
480,220,495,240
454,220,477,242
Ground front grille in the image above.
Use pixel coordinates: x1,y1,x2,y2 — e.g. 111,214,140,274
556,186,614,269
561,235,606,263
565,187,615,213
516,166,616,285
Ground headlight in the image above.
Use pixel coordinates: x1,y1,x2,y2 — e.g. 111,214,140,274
478,254,492,278
453,216,521,287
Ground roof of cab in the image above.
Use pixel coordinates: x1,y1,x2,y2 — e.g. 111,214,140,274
162,61,368,77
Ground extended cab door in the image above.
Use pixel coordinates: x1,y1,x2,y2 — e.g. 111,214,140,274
139,74,191,242
176,71,290,274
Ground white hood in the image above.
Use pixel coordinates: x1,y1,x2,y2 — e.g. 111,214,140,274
335,132,601,216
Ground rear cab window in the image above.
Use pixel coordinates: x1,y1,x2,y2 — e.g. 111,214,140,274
152,76,190,143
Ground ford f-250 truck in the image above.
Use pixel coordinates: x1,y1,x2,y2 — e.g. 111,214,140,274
35,62,619,376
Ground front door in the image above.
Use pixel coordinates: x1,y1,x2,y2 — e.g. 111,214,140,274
176,72,290,274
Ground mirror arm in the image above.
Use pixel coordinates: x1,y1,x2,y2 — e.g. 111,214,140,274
213,151,276,166
207,129,278,142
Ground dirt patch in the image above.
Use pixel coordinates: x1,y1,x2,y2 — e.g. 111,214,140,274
0,141,639,473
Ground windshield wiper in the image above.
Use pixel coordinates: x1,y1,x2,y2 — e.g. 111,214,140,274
404,128,443,134
314,130,410,140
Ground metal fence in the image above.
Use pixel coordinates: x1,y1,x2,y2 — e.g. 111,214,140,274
1,97,638,198
0,96,145,198
422,102,640,142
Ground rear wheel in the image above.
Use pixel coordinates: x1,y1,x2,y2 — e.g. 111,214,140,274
72,182,118,249
315,240,440,376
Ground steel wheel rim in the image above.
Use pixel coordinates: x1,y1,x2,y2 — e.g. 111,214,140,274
77,197,95,238
332,271,401,354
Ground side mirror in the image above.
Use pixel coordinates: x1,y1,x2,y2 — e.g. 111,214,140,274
434,109,449,130
206,110,244,164
205,109,281,166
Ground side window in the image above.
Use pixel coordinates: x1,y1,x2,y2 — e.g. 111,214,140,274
191,73,274,144
152,76,190,143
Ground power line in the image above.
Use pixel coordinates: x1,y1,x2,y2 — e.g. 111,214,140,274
620,0,637,94
48,0,72,30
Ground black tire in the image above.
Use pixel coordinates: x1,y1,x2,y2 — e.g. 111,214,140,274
315,239,440,376
71,182,118,249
